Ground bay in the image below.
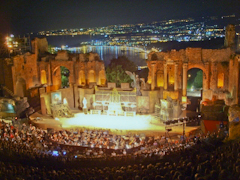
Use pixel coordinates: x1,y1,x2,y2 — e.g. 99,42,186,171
43,35,148,66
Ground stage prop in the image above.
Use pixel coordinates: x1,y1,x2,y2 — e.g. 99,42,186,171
155,96,182,121
50,92,74,118
82,97,88,114
125,71,143,96
94,87,137,116
51,104,74,118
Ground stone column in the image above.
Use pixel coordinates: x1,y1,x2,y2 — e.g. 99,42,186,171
164,63,168,90
203,62,209,90
96,71,100,85
182,63,188,96
210,62,218,91
47,64,52,85
40,97,47,115
174,64,178,91
151,63,156,90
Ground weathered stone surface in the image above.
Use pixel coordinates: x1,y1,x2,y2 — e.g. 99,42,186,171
228,105,240,139
224,24,235,48
15,97,30,116
31,37,48,58
55,50,69,61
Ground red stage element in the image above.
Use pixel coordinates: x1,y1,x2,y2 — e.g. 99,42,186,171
202,120,227,133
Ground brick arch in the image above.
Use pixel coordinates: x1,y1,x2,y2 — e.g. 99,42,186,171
187,64,206,73
78,70,86,85
52,65,72,90
156,70,164,87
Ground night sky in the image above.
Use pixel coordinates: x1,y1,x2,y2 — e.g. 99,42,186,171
1,0,240,35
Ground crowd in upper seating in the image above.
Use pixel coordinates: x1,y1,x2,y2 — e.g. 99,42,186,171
0,119,236,180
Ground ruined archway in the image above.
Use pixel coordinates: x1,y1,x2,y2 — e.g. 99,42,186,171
52,66,70,89
60,66,70,88
187,68,203,97
16,78,26,97
187,68,203,111
156,70,164,87
78,70,86,85
41,70,47,84
88,70,96,84
167,64,175,91
217,72,224,88
52,66,61,90
99,70,106,85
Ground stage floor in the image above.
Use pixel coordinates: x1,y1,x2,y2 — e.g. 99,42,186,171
30,112,200,137
63,113,199,136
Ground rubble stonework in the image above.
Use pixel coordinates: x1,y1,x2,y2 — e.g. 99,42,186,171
31,37,48,56
224,24,235,48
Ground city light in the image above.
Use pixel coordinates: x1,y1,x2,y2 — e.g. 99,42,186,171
33,15,234,46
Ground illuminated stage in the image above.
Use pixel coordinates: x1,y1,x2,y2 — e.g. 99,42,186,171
61,113,154,130
30,112,199,137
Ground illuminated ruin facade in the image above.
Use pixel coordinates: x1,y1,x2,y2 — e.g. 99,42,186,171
147,48,240,105
1,38,107,112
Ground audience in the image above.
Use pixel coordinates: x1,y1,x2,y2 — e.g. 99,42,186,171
0,119,236,180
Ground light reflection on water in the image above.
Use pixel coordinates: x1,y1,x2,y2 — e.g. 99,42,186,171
45,35,148,66
67,45,148,66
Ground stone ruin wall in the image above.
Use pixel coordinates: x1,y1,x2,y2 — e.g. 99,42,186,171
31,37,48,55
12,53,39,92
148,47,232,64
6,37,106,110
147,47,237,105
37,51,106,90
